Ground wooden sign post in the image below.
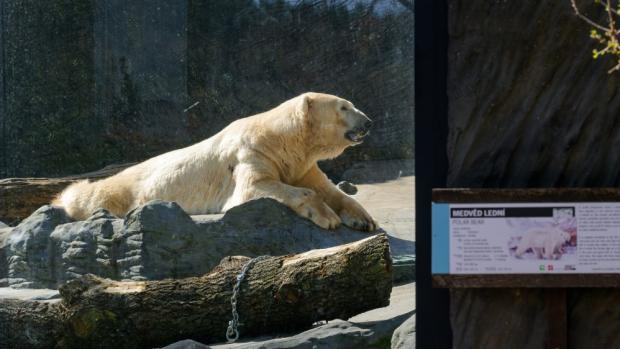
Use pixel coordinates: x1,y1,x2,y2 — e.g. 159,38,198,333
432,188,620,349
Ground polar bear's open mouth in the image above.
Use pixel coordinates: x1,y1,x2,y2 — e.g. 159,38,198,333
345,129,369,143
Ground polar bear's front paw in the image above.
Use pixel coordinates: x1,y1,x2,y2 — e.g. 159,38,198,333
297,197,341,230
339,201,377,232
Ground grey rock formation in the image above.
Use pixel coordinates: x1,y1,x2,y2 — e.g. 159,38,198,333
391,314,415,349
392,254,415,284
336,181,358,195
163,311,413,349
0,199,411,289
4,206,73,288
164,340,210,349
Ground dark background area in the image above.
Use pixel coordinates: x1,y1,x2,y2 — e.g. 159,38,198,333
444,1,620,348
415,1,450,348
447,1,620,187
0,0,414,180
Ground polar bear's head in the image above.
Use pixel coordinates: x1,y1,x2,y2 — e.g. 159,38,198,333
552,228,571,243
294,92,373,158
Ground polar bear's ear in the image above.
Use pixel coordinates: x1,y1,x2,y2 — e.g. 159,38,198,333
296,94,312,118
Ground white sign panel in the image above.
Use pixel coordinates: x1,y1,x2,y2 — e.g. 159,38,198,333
432,202,620,274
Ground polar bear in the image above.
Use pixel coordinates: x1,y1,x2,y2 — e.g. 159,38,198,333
53,92,377,231
514,227,571,260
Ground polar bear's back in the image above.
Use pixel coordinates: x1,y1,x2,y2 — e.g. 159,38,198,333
55,133,240,219
132,137,240,214
522,229,552,247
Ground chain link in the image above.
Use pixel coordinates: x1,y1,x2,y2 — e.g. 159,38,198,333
226,255,270,342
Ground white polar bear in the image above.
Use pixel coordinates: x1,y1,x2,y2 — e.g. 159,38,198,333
514,227,572,260
53,92,377,231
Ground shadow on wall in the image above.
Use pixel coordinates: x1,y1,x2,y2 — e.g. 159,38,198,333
337,159,415,183
0,0,414,179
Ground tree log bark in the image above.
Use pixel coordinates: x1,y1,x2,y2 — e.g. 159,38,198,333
0,234,392,349
0,163,134,225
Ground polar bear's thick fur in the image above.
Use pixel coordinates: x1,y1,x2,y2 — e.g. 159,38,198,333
514,227,571,260
53,92,377,231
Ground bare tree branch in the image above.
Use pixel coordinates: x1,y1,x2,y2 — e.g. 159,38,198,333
608,61,620,73
571,0,620,73
571,0,610,32
605,0,617,35
599,0,620,17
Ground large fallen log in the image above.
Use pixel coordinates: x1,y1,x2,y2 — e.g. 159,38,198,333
0,234,392,349
0,163,134,225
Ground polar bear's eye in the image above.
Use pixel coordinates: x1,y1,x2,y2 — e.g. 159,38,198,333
341,106,348,111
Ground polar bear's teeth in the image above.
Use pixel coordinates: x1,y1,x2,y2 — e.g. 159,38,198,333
345,129,368,142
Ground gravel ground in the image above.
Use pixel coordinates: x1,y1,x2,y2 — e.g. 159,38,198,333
345,160,415,326
354,175,415,244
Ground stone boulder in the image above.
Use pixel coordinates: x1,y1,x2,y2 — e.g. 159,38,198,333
0,198,409,289
391,313,415,349
162,311,414,349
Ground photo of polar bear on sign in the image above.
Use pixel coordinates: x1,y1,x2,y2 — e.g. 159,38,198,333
508,213,577,261
513,227,572,260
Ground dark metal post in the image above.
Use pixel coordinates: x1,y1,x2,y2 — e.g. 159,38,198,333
415,0,451,348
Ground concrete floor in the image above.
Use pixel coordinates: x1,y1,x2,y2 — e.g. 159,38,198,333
350,282,415,323
349,173,415,324
355,175,415,244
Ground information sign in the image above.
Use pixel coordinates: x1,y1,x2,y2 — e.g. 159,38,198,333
432,202,620,275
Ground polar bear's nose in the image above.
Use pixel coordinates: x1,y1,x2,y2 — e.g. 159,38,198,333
364,120,373,129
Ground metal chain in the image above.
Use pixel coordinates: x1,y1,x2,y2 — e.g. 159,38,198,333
226,255,270,342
